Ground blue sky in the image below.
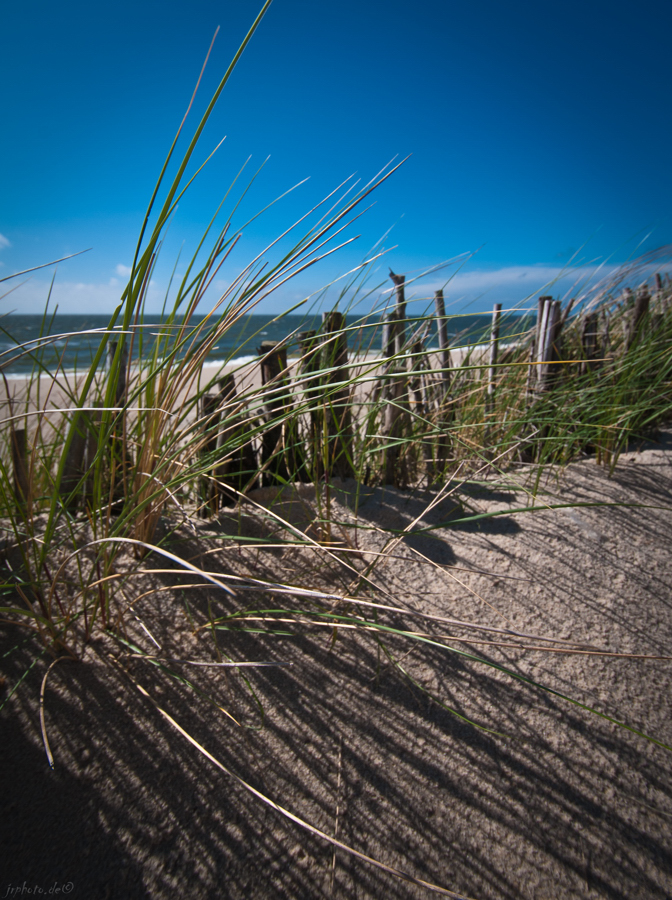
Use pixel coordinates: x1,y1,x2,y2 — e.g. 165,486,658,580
2,0,671,317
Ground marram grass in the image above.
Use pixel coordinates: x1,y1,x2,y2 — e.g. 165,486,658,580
1,4,672,896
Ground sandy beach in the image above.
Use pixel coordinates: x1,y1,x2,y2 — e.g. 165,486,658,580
0,343,494,432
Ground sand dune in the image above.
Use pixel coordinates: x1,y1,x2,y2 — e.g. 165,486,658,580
2,429,671,898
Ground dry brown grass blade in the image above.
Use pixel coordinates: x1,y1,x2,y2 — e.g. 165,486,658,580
118,663,475,899
39,656,71,769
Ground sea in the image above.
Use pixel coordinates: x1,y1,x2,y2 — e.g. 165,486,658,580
0,312,533,376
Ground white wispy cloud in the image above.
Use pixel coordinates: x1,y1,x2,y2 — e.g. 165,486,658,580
115,263,132,277
3,256,665,317
352,256,669,318
0,233,11,250
1,279,160,315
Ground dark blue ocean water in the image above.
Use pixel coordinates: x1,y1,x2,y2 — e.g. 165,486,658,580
0,312,532,375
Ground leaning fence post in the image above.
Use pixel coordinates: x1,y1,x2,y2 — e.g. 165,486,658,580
11,426,29,512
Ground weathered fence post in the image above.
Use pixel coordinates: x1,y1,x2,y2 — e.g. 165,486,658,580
319,312,354,480
432,289,453,475
213,373,259,506
298,330,321,380
527,296,551,399
108,340,129,406
389,270,407,357
382,372,410,487
536,298,561,393
298,330,322,481
535,297,552,361
11,426,29,512
61,411,91,510
409,331,435,484
409,332,429,417
107,339,130,502
558,297,576,333
581,312,600,375
373,311,399,405
85,405,102,509
486,302,502,417
525,339,536,401
434,289,452,395
378,272,412,486
258,340,291,487
198,393,222,516
626,284,651,350
257,340,305,486
381,313,397,360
